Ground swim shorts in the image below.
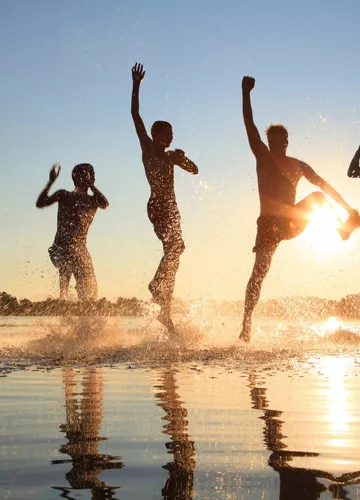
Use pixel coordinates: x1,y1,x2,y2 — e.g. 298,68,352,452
147,199,184,251
253,215,302,252
48,243,98,299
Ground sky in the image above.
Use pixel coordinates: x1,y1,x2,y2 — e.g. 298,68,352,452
1,0,360,302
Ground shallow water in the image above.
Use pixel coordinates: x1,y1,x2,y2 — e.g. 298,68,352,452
2,315,360,499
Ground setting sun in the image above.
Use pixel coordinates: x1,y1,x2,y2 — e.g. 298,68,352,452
300,203,353,252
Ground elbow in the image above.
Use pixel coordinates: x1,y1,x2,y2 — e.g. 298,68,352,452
36,200,43,208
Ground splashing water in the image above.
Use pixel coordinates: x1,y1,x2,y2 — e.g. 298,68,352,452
2,311,360,375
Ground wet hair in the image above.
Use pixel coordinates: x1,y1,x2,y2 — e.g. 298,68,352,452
72,163,94,186
151,120,172,139
265,124,288,138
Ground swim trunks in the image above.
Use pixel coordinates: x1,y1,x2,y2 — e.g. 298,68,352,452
48,243,98,299
147,198,184,249
253,215,302,252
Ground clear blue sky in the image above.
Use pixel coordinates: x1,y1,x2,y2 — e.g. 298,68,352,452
1,0,360,301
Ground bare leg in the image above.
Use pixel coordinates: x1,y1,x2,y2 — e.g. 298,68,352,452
239,191,327,341
239,247,277,342
149,240,184,336
73,247,98,301
59,266,72,300
291,191,360,241
291,191,328,234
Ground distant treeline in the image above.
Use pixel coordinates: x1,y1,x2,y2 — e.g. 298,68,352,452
0,291,145,317
1,291,360,319
255,295,360,321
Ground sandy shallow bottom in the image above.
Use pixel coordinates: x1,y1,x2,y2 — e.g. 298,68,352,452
2,315,360,499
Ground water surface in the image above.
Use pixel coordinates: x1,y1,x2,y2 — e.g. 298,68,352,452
2,315,360,499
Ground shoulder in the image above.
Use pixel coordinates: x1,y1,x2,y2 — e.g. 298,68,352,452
287,157,308,170
166,150,176,164
54,189,69,202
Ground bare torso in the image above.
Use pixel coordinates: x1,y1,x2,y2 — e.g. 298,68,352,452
256,148,305,217
142,145,176,206
54,191,97,247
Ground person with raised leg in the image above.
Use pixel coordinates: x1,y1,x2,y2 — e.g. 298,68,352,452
240,76,358,342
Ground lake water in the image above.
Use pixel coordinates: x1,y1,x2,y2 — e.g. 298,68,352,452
2,314,360,499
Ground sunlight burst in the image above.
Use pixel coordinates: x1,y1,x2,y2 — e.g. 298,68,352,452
301,203,353,252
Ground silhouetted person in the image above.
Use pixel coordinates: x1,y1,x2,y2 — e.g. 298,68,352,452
337,145,360,240
154,368,196,500
36,163,109,300
347,145,360,178
52,368,123,499
249,372,360,498
131,63,199,336
239,76,359,342
248,373,328,500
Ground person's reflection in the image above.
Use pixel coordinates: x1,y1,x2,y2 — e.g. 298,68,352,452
52,367,123,499
248,372,360,500
154,368,196,500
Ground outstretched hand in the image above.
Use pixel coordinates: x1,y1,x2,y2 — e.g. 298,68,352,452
132,63,145,84
49,163,61,184
242,76,255,93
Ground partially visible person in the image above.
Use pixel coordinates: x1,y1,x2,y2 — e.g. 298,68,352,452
336,145,360,240
36,163,109,300
347,145,360,178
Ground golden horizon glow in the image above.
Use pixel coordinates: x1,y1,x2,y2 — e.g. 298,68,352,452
319,316,342,336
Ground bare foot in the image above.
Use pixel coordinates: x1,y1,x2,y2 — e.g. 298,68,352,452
158,309,179,339
239,321,251,343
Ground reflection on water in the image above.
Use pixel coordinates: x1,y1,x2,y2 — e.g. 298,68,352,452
52,367,123,499
155,369,196,499
248,371,360,499
3,354,360,498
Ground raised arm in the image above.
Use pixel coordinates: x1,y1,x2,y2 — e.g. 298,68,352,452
301,163,355,214
170,149,199,175
242,76,267,157
347,146,360,178
90,185,109,209
131,63,152,150
36,164,63,208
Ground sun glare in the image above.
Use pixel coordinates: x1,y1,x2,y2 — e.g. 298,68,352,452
301,203,353,252
322,316,341,336
316,357,352,443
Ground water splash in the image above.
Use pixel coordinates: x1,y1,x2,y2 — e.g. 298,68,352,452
1,315,360,374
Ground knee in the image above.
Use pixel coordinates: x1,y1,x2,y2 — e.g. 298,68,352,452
312,191,326,205
165,238,185,256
